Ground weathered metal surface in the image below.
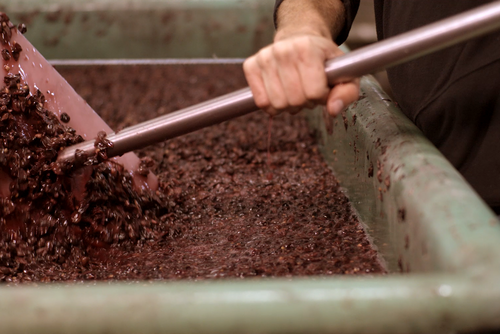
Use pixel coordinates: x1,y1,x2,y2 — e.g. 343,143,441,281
1,1,500,333
1,0,275,59
1,275,500,334
308,76,500,273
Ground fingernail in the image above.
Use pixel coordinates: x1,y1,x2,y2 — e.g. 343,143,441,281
329,100,344,116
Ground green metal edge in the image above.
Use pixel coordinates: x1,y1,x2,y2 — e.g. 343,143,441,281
1,0,275,59
307,76,500,274
1,275,500,334
0,2,500,332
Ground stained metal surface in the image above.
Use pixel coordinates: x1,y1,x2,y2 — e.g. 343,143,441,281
1,276,500,334
2,1,500,333
308,76,500,273
1,0,275,59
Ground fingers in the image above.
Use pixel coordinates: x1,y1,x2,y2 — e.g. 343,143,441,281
274,41,307,108
244,35,334,116
244,54,277,115
244,34,360,117
295,38,337,104
256,47,289,115
245,43,310,116
326,78,360,117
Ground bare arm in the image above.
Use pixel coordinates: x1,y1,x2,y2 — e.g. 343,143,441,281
243,0,359,116
275,0,345,41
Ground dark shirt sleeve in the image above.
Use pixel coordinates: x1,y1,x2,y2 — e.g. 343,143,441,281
273,0,360,45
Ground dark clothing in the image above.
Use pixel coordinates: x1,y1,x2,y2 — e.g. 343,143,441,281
274,0,500,210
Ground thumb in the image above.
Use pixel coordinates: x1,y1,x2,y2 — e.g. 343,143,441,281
326,80,360,116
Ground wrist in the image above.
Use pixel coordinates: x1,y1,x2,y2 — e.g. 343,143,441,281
274,24,332,42
273,0,345,43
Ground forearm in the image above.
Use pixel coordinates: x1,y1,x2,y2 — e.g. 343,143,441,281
275,0,346,41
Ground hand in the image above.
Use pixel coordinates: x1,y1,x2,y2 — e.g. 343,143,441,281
243,32,360,117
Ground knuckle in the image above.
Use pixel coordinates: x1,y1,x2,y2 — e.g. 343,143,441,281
272,42,293,61
272,47,287,61
293,35,313,48
242,58,256,73
256,48,274,67
243,65,260,82
294,40,311,58
254,94,270,110
293,37,318,58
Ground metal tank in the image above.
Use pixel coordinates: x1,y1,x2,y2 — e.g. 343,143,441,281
1,1,500,333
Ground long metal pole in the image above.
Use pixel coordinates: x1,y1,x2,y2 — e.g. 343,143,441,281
48,58,247,66
57,0,500,164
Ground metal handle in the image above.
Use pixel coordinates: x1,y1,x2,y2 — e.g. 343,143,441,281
57,0,500,164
